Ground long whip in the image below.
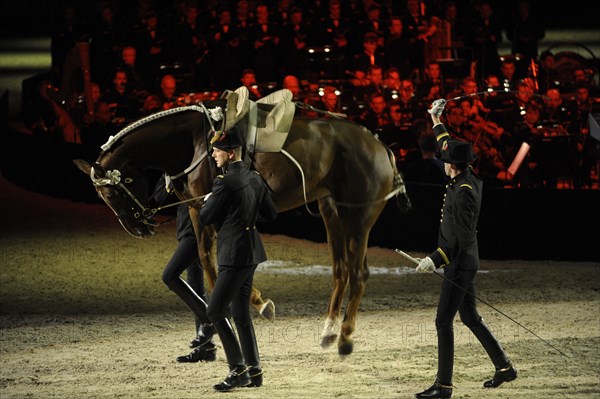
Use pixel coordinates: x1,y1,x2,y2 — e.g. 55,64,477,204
395,249,570,358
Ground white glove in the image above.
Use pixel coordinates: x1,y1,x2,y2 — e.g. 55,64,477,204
203,192,212,202
416,256,435,273
427,98,447,117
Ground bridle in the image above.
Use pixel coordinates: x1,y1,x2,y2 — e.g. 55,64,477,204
91,166,159,226
89,103,223,226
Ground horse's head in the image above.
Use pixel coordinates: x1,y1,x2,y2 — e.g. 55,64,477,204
73,159,156,238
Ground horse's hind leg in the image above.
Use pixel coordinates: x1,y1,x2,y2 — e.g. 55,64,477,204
338,231,370,356
318,197,348,349
250,286,275,322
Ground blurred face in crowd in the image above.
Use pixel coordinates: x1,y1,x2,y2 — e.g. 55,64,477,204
241,72,256,87
186,6,198,24
236,0,249,19
516,83,533,103
283,75,300,97
256,5,269,23
400,80,414,100
385,70,401,89
462,79,478,95
501,61,516,80
545,89,562,109
363,38,377,55
524,105,541,125
146,15,158,30
444,2,457,21
91,83,101,103
427,63,441,79
389,17,403,36
486,75,500,88
121,47,136,66
574,68,589,82
113,71,127,92
389,104,404,123
540,54,555,69
460,100,473,117
220,10,232,24
161,75,177,98
323,91,338,110
368,67,383,85
369,94,387,114
407,0,420,15
329,1,341,18
575,86,589,103
447,106,465,127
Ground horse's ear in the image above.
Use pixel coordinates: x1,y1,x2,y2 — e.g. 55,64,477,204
92,162,106,177
73,159,92,176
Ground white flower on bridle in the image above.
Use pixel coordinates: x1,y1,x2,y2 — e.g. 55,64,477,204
91,167,122,186
207,106,224,122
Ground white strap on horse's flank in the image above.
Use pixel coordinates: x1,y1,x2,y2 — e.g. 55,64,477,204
279,149,405,211
279,149,320,217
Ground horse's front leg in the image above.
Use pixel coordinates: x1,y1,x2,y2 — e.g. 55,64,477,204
198,224,218,289
338,233,370,356
318,197,348,349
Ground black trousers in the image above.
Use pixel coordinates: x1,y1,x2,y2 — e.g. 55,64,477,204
162,235,209,326
434,268,510,384
208,264,260,368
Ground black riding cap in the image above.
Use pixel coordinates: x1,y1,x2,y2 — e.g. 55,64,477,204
210,127,243,150
440,139,475,164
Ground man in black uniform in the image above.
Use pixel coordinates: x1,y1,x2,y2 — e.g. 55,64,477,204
199,127,277,392
152,175,216,363
413,99,517,399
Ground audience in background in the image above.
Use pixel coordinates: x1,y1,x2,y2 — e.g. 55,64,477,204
34,1,598,189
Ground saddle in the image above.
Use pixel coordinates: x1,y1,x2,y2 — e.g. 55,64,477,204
222,87,295,153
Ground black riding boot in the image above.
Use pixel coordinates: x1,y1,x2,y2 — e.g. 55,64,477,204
189,318,202,347
416,326,454,398
237,321,263,387
213,318,251,391
469,319,517,388
166,277,209,324
437,326,454,387
190,322,216,348
469,319,510,368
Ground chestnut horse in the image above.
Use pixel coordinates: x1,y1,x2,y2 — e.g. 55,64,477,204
74,101,410,356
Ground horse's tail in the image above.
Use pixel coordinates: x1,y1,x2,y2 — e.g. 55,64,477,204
383,144,411,213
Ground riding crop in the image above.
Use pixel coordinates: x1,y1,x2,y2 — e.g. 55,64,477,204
395,249,570,358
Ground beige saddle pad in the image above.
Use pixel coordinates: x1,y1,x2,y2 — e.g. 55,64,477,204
223,87,295,153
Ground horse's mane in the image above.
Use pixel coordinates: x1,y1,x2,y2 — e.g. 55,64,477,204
99,103,226,154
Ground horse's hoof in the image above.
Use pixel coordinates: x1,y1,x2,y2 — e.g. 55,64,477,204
320,333,338,349
338,340,354,356
259,299,275,322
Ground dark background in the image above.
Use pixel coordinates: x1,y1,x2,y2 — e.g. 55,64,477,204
1,0,598,37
